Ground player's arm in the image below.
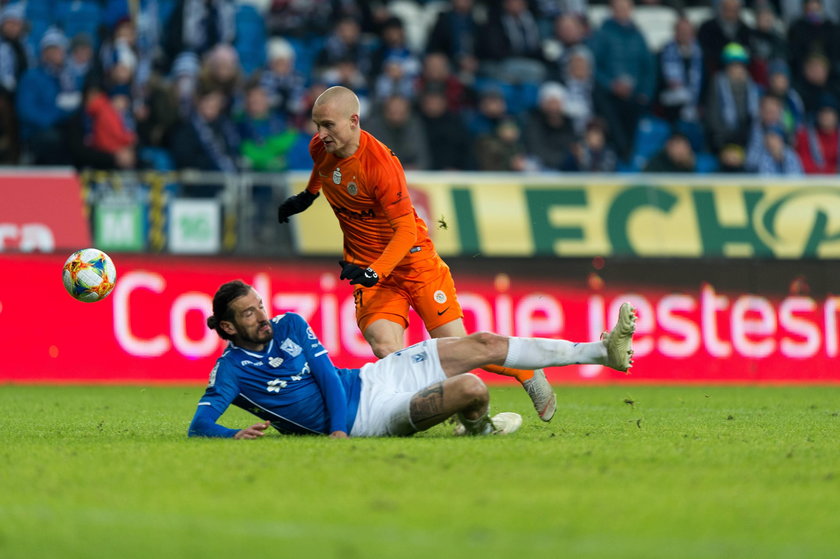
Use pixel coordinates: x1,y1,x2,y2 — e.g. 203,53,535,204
188,363,267,439
278,137,325,223
188,405,270,439
368,154,418,278
296,318,349,437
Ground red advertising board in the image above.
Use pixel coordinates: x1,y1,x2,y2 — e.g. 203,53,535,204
0,169,91,252
2,253,838,384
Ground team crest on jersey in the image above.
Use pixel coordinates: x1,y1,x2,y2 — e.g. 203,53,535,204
333,168,342,184
269,356,284,368
347,181,358,196
434,290,447,304
280,338,302,357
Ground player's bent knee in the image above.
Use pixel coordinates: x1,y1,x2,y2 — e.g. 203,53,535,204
452,373,489,407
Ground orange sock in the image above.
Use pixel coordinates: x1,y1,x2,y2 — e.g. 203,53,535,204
483,364,534,383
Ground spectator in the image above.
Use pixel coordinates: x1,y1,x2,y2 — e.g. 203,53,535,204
748,6,787,86
316,16,370,78
16,28,80,165
364,94,429,170
373,55,416,102
589,0,655,161
416,52,470,113
795,93,840,173
418,88,473,170
171,51,201,117
766,60,805,134
793,51,840,116
704,43,760,153
259,38,306,121
369,16,420,82
560,46,595,135
103,0,166,91
425,0,480,83
65,34,95,92
717,142,747,172
476,0,545,84
0,3,27,94
751,125,803,174
83,81,137,164
697,0,752,79
198,43,242,115
237,81,297,172
562,118,617,172
169,86,240,185
522,82,577,170
0,2,27,162
643,131,697,173
475,117,533,171
657,17,704,128
545,13,590,82
746,94,789,170
266,0,334,40
466,85,511,136
787,0,840,83
164,0,236,68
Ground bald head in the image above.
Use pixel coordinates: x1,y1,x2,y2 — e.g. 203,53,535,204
314,86,361,120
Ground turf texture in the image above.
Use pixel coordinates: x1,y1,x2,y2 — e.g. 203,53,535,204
0,384,838,558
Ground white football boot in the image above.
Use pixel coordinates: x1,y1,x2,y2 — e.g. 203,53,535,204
453,412,523,436
602,302,637,372
521,369,557,422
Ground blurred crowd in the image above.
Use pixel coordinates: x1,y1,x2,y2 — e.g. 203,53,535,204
1,0,840,176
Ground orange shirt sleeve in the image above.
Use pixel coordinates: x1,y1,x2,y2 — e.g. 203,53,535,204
370,212,417,278
366,146,417,278
305,134,324,195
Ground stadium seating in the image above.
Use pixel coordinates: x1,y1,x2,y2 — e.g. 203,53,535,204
54,0,103,47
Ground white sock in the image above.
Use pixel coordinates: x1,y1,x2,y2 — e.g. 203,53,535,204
502,337,607,370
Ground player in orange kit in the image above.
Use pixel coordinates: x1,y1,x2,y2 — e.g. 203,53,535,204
278,86,603,422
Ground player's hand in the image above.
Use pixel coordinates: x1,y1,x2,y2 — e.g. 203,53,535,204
234,420,271,439
329,431,349,439
277,190,319,223
338,260,379,287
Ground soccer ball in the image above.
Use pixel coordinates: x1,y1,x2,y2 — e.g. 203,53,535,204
62,248,117,303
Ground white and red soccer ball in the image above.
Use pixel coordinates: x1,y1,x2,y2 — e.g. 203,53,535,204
62,248,117,303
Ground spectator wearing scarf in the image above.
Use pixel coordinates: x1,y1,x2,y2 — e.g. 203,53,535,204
705,43,760,152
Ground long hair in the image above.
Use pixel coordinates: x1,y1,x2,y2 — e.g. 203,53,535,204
206,280,252,340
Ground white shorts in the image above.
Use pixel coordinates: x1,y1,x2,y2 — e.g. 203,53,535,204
350,339,447,437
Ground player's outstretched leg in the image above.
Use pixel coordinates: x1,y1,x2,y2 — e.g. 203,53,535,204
435,302,637,376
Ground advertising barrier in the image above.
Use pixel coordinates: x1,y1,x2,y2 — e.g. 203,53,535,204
2,253,838,384
290,173,840,259
0,169,91,252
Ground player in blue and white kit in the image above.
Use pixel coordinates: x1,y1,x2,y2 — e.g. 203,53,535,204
188,280,637,439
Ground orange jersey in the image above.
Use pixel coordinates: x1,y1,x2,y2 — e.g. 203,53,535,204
306,129,435,277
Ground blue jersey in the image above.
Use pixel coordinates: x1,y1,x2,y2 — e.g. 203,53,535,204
189,312,362,437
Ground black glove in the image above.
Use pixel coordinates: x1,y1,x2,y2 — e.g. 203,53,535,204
277,190,319,223
338,260,379,287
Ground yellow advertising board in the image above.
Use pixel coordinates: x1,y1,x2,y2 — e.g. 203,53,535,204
288,172,840,259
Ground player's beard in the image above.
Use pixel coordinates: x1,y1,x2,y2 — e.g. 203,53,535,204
237,321,273,346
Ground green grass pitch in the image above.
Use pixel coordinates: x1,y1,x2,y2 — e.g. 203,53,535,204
1,384,838,558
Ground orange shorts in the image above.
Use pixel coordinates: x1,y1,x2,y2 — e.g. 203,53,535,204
354,254,464,333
